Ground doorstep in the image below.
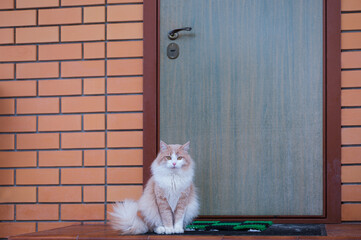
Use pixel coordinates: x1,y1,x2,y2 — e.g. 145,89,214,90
8,223,361,240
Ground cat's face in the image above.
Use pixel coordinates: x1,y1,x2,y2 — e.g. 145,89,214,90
157,141,192,170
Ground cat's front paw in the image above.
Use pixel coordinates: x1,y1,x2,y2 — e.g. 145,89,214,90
154,226,166,234
164,226,174,234
173,225,184,234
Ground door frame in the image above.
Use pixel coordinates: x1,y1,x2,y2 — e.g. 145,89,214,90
143,0,341,223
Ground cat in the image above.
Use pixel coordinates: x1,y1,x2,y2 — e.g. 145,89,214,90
110,140,199,235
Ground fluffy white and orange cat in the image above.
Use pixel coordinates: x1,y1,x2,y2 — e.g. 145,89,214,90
110,141,199,235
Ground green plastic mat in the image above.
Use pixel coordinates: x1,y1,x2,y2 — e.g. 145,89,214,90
186,221,273,232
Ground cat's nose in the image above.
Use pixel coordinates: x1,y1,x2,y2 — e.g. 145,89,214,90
172,162,176,166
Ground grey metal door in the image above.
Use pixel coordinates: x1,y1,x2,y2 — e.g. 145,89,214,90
159,0,323,216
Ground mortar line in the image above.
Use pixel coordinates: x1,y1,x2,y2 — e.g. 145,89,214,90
104,0,109,223
81,7,84,24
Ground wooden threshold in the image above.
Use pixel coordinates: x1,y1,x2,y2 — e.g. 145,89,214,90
8,224,361,240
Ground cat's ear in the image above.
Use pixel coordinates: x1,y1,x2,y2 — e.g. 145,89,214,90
160,140,168,151
182,141,190,152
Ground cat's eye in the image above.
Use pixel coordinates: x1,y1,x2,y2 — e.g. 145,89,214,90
177,156,182,160
165,156,171,160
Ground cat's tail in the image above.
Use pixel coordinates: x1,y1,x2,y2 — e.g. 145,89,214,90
109,200,148,235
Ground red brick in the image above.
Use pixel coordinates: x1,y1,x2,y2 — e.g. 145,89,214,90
16,204,58,220
108,167,142,184
84,6,105,23
38,186,81,203
61,132,105,149
61,204,104,220
342,204,361,221
61,25,105,42
107,5,142,22
107,95,143,112
342,70,361,88
0,134,14,150
107,185,142,202
39,79,82,96
0,205,14,220
84,42,105,59
0,99,15,115
0,0,13,9
342,89,361,107
38,115,81,132
0,29,14,44
342,52,361,69
39,150,82,167
107,23,143,40
342,108,361,126
17,98,59,114
17,168,59,185
0,152,37,168
107,41,143,58
84,78,105,95
17,0,59,9
83,114,105,130
0,116,36,132
0,187,36,203
107,149,142,166
107,131,142,148
61,168,105,184
342,128,361,145
17,133,59,150
342,146,361,164
0,169,14,185
342,13,361,30
0,45,35,62
39,8,81,25
0,222,35,239
342,185,361,202
0,10,35,27
62,60,105,77
16,26,59,44
61,0,105,6
17,62,59,79
83,186,105,202
0,81,36,97
107,59,143,76
342,165,361,183
0,64,14,79
39,44,82,61
107,113,142,130
107,77,143,93
342,0,361,11
62,96,105,113
84,149,105,166
342,32,361,50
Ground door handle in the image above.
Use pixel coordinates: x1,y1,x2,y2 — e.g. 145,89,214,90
168,27,192,40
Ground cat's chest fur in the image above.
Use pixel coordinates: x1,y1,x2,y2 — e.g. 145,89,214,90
154,172,192,212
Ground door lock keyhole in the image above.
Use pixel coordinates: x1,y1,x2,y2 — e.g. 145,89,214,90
167,43,179,59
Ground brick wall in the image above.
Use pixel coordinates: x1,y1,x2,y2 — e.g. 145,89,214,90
341,0,361,222
0,0,144,238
